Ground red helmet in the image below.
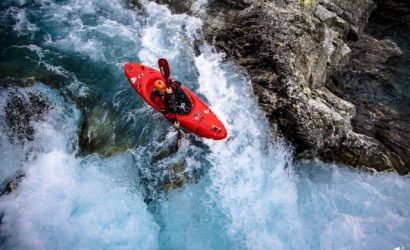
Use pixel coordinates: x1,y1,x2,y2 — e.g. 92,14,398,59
154,79,166,91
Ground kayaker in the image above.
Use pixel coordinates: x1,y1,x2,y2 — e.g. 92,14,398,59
151,79,181,129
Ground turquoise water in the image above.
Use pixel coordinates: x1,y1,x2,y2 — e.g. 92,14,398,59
0,0,409,249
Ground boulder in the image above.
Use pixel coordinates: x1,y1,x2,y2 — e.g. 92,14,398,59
79,105,133,156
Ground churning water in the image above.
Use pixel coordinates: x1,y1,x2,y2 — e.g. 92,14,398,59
0,0,409,249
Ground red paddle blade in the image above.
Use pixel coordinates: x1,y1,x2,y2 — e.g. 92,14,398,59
158,58,170,82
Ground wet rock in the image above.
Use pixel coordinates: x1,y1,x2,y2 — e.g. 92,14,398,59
79,105,133,156
2,175,24,195
151,143,179,164
5,181,17,193
153,0,197,14
328,33,410,174
325,0,410,174
137,133,206,203
141,159,189,204
150,136,190,192
365,0,410,43
205,1,403,172
162,163,189,192
319,0,375,33
4,90,50,143
315,4,337,24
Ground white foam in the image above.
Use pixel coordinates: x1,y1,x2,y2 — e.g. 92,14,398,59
0,150,159,249
194,46,303,249
10,7,39,36
139,1,202,66
321,214,365,248
0,84,159,249
30,0,142,63
137,4,305,247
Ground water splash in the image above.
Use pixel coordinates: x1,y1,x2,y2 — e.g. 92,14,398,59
0,84,159,249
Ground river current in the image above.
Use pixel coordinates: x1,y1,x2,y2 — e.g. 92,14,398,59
0,0,409,249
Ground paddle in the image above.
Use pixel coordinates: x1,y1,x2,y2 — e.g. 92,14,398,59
158,58,170,85
158,58,184,147
176,125,184,148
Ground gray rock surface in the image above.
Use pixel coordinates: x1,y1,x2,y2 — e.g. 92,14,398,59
328,0,410,172
199,0,408,173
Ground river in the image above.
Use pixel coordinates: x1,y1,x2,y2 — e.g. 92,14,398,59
0,0,409,249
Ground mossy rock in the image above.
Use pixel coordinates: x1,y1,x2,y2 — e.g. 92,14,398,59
301,0,316,9
80,106,133,156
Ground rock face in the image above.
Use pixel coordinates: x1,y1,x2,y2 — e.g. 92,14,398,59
155,0,409,174
328,0,410,172
200,0,408,174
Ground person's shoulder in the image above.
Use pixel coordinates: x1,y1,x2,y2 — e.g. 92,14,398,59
170,81,181,90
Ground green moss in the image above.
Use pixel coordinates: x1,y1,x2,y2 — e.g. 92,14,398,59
303,85,312,95
100,140,133,157
302,0,316,8
295,71,312,97
80,106,134,157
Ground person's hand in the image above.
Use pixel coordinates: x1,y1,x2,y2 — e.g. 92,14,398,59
166,87,173,94
174,121,180,129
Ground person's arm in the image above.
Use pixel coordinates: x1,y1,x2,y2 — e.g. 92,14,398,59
167,80,181,92
152,94,177,123
164,112,177,123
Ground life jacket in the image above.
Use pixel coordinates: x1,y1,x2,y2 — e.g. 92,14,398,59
151,81,192,116
167,81,192,115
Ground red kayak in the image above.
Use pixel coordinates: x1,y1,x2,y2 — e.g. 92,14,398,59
124,62,227,140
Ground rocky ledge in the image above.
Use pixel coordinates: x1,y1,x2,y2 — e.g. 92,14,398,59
155,0,409,174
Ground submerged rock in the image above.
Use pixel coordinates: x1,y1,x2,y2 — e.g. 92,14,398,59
2,174,24,195
4,90,50,143
79,105,133,157
162,163,190,192
136,133,207,204
159,0,408,174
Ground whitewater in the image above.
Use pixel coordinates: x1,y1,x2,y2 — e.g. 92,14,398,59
0,0,409,249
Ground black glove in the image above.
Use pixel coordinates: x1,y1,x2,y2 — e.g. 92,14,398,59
173,80,181,88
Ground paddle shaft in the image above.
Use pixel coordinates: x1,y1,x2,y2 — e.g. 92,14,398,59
158,58,185,142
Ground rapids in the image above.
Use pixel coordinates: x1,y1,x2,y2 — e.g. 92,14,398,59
0,0,409,249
